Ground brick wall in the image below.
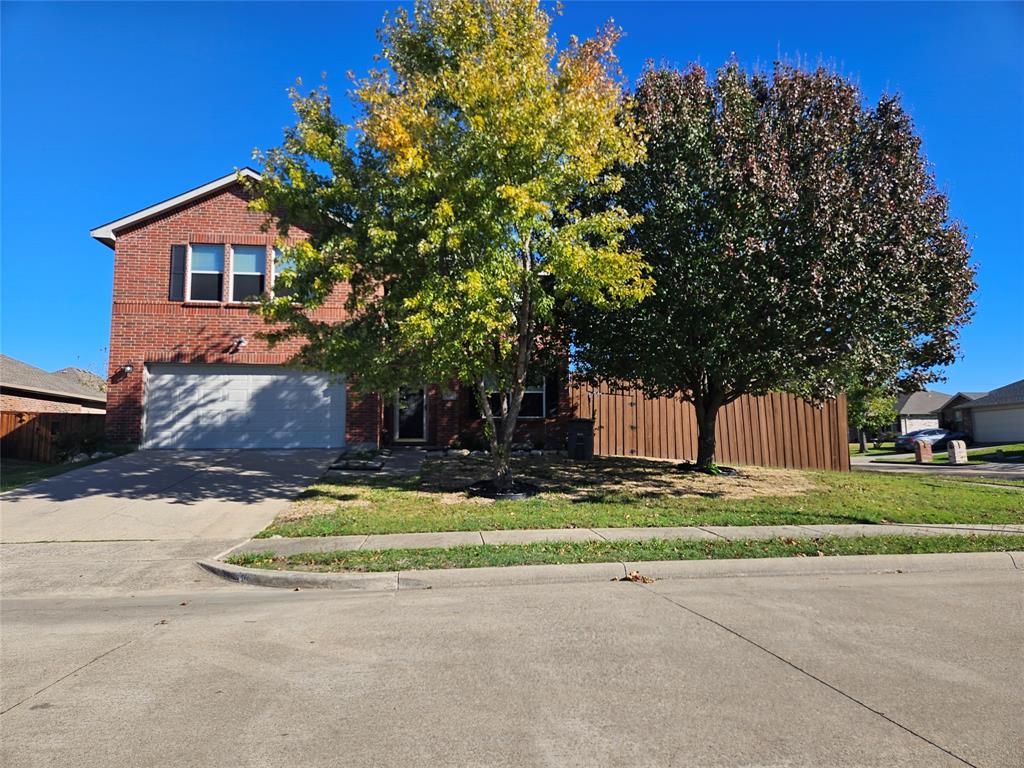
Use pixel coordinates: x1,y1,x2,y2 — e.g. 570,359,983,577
104,181,370,445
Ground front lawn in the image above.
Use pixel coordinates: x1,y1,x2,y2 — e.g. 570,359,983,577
229,533,1024,573
848,441,898,456
255,455,1024,538
875,442,1024,465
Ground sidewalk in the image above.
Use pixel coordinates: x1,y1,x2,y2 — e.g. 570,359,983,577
850,452,1024,480
226,522,1024,557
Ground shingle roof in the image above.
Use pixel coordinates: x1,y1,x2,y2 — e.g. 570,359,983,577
954,379,1024,410
0,355,107,404
896,390,952,415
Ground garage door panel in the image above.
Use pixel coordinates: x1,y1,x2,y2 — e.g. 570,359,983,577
972,406,1024,443
144,364,346,449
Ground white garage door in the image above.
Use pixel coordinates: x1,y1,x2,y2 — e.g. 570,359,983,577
143,364,346,449
972,405,1024,443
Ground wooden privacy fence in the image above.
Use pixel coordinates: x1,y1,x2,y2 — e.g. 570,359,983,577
0,412,105,463
569,382,849,472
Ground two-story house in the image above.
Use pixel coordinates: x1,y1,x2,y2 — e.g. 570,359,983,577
91,169,563,451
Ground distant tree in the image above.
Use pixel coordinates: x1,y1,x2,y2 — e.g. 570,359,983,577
573,63,975,470
250,0,650,490
847,384,898,453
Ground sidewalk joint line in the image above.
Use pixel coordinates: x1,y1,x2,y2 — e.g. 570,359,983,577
0,640,135,716
638,586,979,767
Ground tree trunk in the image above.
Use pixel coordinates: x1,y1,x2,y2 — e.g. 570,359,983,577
475,383,519,492
858,428,868,454
694,398,722,470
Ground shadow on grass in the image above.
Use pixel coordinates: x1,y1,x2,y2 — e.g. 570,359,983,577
315,455,751,504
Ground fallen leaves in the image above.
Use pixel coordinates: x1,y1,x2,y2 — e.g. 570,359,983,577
622,570,655,584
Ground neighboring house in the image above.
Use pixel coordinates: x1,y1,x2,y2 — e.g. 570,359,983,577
893,390,952,434
952,379,1024,443
89,169,847,471
0,355,107,414
939,391,988,435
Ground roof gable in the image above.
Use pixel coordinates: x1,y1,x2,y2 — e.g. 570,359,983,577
90,168,261,248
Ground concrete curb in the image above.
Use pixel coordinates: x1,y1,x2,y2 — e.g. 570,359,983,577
198,550,1023,593
224,522,1024,558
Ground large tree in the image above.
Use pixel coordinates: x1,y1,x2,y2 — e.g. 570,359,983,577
251,0,650,489
572,63,975,470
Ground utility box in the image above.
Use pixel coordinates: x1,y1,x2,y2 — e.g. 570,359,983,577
567,418,595,460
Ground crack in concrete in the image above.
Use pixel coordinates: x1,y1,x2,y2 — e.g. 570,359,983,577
0,640,135,716
638,585,980,768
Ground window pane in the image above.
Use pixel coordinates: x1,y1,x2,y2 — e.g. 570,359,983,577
273,248,296,297
232,245,266,274
233,274,265,302
191,244,223,272
519,392,544,418
190,272,223,301
274,247,295,272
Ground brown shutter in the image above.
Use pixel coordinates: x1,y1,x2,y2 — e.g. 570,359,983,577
168,245,187,301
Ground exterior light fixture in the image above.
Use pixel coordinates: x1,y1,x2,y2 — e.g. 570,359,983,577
121,363,134,374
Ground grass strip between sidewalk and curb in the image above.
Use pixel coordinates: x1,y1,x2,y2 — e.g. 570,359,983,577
226,533,1024,574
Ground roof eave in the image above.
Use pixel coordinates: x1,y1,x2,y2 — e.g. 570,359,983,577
0,383,106,406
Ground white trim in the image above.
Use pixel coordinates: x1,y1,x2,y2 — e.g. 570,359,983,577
186,243,225,303
518,381,546,420
90,168,262,248
270,246,297,300
227,243,268,304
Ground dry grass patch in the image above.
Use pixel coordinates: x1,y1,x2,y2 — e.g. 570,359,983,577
419,454,817,502
257,454,1024,538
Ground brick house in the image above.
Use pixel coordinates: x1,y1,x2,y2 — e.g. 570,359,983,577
1,355,107,414
91,169,566,451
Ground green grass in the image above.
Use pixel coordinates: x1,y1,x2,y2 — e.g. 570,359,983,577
875,442,1024,465
848,442,898,456
227,533,1024,573
256,455,1024,538
0,449,132,493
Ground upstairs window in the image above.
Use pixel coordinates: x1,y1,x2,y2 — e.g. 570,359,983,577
231,245,267,302
189,244,224,302
272,247,296,299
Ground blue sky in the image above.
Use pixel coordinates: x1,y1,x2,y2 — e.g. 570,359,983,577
2,1,1021,393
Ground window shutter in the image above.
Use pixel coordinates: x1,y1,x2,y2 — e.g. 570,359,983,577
466,390,481,419
168,245,186,301
545,375,560,418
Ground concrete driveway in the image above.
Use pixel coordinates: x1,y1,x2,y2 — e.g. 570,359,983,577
0,450,336,543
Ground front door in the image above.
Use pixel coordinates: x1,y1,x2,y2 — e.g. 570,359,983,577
395,387,427,442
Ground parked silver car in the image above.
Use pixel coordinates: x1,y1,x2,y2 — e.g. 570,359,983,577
894,428,969,452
